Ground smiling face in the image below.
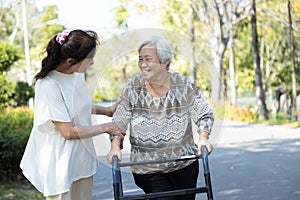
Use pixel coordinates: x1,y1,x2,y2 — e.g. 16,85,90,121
138,44,168,83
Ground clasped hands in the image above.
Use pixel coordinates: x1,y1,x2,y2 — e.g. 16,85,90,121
102,122,126,139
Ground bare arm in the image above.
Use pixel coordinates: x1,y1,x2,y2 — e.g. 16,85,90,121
92,99,121,117
92,105,114,117
53,121,125,140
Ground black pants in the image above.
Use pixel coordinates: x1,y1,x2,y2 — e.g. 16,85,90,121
133,161,199,200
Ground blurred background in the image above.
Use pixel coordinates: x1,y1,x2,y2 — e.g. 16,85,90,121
0,0,299,198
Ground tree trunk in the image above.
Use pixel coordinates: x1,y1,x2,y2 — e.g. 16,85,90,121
191,0,229,103
211,45,225,104
228,2,236,105
223,67,228,102
190,0,197,84
288,0,297,122
251,0,269,120
10,6,20,45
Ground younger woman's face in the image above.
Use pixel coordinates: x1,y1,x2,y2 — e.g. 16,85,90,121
75,50,96,73
76,57,94,73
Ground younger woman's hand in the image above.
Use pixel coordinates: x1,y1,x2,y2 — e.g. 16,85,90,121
101,122,125,138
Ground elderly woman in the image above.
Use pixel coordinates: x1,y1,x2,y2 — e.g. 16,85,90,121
107,36,214,200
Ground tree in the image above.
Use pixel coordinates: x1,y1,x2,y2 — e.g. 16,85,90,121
0,3,15,40
0,1,19,45
228,1,237,105
189,0,197,84
190,0,253,103
0,42,20,109
287,0,297,122
111,0,131,85
0,2,60,107
1,1,63,83
30,5,64,72
190,0,228,102
0,75,15,110
113,0,130,30
256,0,300,116
32,5,63,46
0,43,20,73
251,0,269,120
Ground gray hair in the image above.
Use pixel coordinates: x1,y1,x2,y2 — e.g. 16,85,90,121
138,36,173,70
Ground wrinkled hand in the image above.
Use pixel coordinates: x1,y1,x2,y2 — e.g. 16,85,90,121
106,145,122,163
102,122,125,138
198,137,213,156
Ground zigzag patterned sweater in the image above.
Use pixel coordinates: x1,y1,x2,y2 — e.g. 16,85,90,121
113,72,214,174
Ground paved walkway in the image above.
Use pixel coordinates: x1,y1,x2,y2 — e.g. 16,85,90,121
91,116,300,200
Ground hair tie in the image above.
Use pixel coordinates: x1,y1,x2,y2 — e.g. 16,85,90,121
56,30,70,45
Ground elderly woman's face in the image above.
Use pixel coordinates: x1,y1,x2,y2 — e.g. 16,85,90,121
138,44,164,82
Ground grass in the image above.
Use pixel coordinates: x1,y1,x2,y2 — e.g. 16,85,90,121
255,112,300,128
0,180,43,200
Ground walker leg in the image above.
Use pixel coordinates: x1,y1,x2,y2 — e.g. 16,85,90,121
204,172,213,200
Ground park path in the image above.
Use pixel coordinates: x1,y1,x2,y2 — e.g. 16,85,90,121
91,115,300,200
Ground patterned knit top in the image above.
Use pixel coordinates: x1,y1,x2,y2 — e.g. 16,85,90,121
113,72,214,174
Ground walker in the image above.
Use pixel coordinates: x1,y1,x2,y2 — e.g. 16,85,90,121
111,146,214,200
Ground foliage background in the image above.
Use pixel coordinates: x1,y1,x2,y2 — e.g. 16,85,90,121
0,2,299,198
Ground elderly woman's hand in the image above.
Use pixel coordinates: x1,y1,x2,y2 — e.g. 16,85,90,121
106,143,122,164
197,131,213,156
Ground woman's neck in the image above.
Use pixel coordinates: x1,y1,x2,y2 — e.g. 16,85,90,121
145,72,170,98
55,60,75,74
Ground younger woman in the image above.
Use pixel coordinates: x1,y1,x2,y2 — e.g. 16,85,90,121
20,29,125,200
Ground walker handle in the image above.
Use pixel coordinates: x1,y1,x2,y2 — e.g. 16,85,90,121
112,156,119,184
201,145,209,173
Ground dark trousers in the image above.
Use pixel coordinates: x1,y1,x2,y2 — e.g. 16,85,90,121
133,161,199,200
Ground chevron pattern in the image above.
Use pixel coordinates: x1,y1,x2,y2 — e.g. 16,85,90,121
113,72,214,174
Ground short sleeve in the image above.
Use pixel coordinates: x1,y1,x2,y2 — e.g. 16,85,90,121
34,78,71,134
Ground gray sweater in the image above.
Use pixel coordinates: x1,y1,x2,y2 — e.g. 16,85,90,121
113,72,214,174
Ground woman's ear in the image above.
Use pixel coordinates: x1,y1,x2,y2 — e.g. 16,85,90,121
66,58,76,67
162,59,170,68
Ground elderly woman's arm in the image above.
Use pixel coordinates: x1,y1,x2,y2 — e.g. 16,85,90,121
106,137,122,163
188,85,214,155
106,93,131,163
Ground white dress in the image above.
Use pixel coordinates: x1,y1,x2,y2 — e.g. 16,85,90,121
20,71,97,196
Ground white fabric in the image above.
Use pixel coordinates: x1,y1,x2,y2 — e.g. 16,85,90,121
20,71,97,196
45,176,93,200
